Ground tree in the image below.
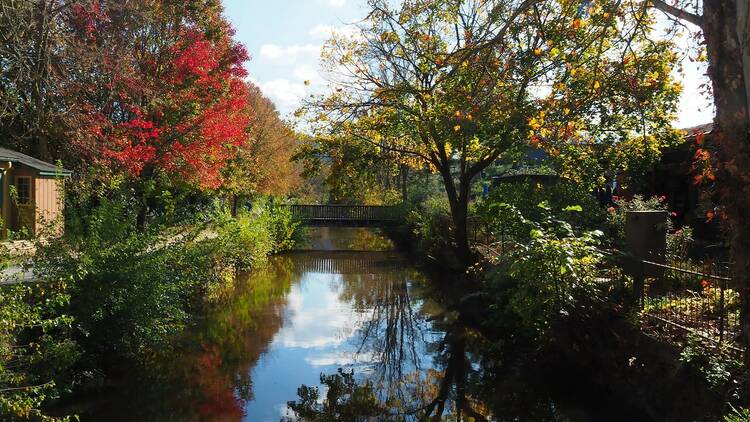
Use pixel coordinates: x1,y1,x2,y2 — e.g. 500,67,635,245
296,131,409,205
0,0,84,160
66,0,251,190
221,82,302,213
304,0,680,267
644,0,750,388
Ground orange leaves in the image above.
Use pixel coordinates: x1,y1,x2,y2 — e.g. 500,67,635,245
694,148,711,162
705,210,715,222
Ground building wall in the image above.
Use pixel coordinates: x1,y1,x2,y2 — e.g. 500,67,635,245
34,177,64,237
11,166,37,235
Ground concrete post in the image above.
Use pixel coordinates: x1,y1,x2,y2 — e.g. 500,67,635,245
624,210,668,303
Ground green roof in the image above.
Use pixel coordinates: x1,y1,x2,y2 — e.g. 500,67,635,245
0,147,72,176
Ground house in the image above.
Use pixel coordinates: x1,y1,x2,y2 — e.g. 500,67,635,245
0,147,71,237
638,123,723,247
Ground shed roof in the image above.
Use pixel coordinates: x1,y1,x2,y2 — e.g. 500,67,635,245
681,122,713,137
0,147,72,176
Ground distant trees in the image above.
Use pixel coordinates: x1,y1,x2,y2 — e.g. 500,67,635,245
222,83,302,213
304,0,681,267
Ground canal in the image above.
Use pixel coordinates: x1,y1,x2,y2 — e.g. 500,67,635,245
79,227,649,421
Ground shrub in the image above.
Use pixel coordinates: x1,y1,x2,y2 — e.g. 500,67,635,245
605,194,694,258
0,281,78,421
484,203,604,338
477,179,606,235
32,198,220,368
405,194,454,258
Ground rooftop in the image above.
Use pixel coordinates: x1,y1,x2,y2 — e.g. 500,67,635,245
0,147,72,176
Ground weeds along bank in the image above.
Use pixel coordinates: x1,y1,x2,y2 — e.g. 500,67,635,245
0,198,300,421
396,181,746,421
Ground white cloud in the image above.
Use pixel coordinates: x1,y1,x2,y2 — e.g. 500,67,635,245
309,24,362,41
293,65,324,85
253,78,307,112
259,43,320,63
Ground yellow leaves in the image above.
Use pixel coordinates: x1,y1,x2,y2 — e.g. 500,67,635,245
454,111,462,117
569,68,577,77
563,107,570,116
529,116,543,130
453,125,461,132
572,18,583,29
467,136,481,154
304,80,311,86
534,47,542,56
550,47,560,57
593,80,600,90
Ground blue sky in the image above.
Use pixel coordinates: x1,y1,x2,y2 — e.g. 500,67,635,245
222,0,713,128
223,0,363,116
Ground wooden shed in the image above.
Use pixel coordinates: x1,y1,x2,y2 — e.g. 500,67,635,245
0,148,71,237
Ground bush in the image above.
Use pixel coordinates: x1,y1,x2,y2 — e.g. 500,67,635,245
405,194,454,259
212,201,300,271
0,281,78,421
605,194,693,257
483,203,604,338
32,198,221,368
477,179,606,235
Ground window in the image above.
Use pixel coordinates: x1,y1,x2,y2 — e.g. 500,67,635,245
16,177,31,205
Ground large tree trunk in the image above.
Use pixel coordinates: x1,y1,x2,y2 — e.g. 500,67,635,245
702,0,750,386
438,166,472,269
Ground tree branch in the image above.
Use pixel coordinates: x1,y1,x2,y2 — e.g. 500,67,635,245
651,0,703,27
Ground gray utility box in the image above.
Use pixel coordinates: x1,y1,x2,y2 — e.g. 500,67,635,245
625,210,668,277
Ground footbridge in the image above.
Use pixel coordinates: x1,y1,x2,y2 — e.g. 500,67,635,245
283,204,399,227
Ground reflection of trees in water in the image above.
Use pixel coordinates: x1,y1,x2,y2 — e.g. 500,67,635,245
338,263,430,401
291,262,569,421
343,228,396,251
89,256,296,422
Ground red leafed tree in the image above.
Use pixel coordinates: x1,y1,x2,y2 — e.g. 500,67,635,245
67,0,251,190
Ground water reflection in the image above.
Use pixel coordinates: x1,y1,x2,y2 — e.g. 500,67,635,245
78,228,646,421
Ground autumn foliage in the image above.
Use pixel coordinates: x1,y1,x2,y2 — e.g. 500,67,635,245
64,1,252,189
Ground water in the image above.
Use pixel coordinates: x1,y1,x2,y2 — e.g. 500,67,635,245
76,227,648,421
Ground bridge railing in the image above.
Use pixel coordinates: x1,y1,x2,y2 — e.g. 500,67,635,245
283,204,397,222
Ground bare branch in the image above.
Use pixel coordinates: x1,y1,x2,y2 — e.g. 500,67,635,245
651,0,703,27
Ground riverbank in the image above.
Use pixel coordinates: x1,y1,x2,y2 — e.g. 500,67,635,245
0,202,301,420
387,221,739,421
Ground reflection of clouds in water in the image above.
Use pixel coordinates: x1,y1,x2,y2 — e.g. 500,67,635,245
273,273,367,349
277,403,294,420
304,350,377,369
